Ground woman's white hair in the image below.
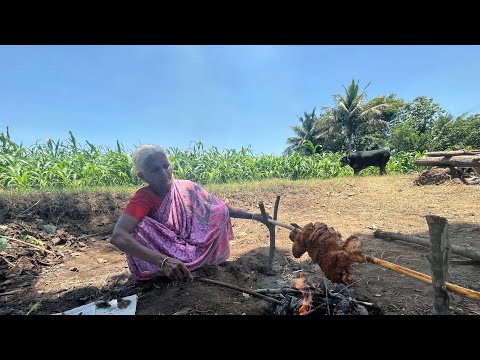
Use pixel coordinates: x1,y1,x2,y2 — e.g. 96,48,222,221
132,144,166,173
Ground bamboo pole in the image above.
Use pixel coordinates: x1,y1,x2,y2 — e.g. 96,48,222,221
366,256,480,302
267,219,297,231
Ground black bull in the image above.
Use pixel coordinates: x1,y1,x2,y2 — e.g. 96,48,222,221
340,150,391,175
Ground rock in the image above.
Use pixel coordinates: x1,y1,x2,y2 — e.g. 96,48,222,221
357,305,369,315
51,237,65,246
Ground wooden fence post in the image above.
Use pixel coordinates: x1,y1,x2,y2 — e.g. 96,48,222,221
426,215,450,315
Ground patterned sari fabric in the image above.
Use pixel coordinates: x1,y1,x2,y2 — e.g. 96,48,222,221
126,180,234,280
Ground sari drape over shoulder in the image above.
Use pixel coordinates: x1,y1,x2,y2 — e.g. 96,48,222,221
126,180,234,280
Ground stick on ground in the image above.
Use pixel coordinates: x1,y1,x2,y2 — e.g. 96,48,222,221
0,235,56,255
196,277,282,305
373,229,480,262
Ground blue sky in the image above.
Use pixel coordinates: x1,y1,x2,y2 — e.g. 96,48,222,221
1,45,479,156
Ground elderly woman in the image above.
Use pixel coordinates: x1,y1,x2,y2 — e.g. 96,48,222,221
110,144,268,282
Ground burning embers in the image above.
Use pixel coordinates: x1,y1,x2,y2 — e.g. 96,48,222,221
267,269,368,315
289,222,366,284
296,272,313,314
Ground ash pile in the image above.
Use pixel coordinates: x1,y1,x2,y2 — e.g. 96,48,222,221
262,264,376,315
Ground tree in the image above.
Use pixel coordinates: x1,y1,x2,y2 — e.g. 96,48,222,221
284,108,322,155
394,96,446,133
389,97,447,152
365,94,405,125
425,113,455,151
430,114,480,150
353,94,404,150
317,80,396,152
389,119,423,152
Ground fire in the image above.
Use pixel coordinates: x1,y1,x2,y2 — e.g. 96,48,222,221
295,272,313,315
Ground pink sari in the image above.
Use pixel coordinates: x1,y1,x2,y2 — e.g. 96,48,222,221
126,180,234,280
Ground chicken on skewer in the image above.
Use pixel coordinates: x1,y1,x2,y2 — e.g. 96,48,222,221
288,222,366,284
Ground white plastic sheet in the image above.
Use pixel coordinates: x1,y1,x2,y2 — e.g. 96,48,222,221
52,294,137,315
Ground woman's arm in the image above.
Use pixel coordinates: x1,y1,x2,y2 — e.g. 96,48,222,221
110,214,167,265
110,214,192,281
226,204,270,224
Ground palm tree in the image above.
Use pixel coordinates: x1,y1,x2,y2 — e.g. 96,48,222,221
317,80,396,152
284,108,322,155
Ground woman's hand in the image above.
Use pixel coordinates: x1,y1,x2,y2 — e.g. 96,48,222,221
252,213,272,225
161,257,193,281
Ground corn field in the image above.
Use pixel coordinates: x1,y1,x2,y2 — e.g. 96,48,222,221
0,132,424,190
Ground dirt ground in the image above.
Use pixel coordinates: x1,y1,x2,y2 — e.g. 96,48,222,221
1,174,479,315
